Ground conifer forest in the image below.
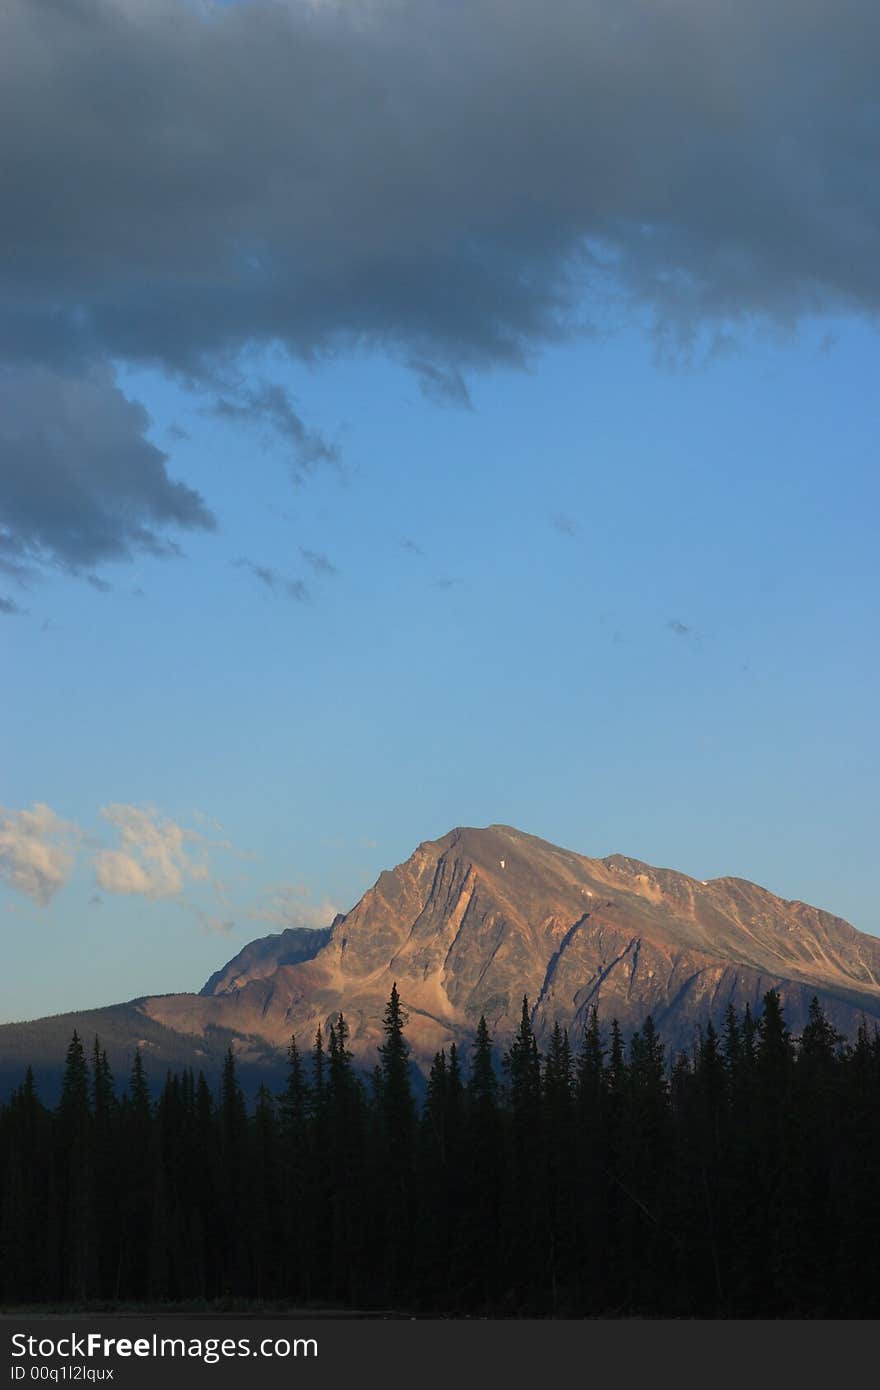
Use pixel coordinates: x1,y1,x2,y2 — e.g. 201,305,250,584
2,985,879,1317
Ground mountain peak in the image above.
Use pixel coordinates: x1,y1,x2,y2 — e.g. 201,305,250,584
142,823,880,1071
6,824,879,1094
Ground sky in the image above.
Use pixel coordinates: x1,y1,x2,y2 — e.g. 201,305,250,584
1,0,878,1023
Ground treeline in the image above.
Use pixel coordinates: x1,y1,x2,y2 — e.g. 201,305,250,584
1,985,880,1316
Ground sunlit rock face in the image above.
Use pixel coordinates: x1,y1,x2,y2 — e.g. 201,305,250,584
4,823,879,1100
147,824,880,1068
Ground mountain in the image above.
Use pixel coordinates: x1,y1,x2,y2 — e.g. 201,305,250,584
199,924,334,996
3,824,880,1097
0,998,289,1106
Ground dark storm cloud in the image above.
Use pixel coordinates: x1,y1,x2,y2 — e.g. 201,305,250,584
5,0,880,378
3,0,880,546
0,538,32,588
0,367,216,577
232,557,309,601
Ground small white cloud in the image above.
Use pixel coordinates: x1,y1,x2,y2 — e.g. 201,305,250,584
94,804,209,899
0,802,81,906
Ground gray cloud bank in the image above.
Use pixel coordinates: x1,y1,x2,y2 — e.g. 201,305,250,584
0,367,215,577
2,0,879,568
5,0,879,369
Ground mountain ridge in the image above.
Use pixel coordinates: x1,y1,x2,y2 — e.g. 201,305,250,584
3,823,879,1096
151,822,880,1066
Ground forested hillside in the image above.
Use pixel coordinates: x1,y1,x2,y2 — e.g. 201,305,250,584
2,985,878,1317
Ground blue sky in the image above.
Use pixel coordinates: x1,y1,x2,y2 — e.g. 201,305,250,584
1,1,878,1021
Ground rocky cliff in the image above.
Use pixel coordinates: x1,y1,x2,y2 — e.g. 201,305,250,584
4,824,879,1096
145,823,880,1068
